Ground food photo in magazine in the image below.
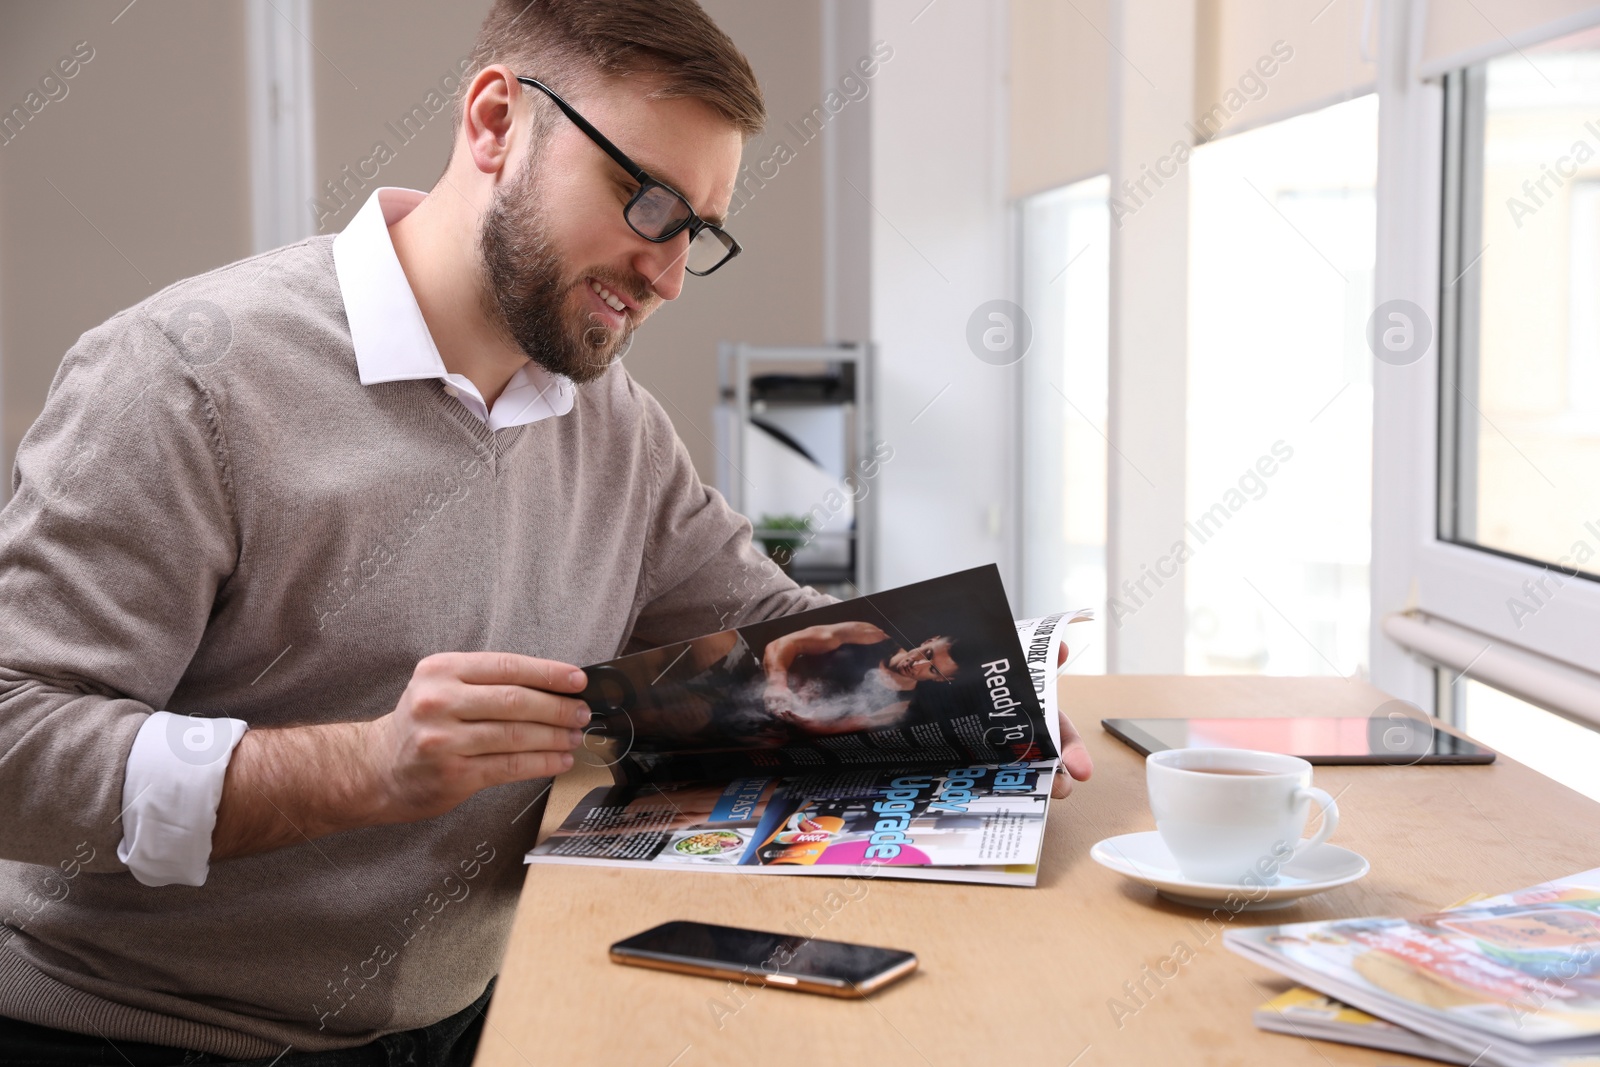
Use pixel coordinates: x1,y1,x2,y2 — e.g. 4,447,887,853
523,565,1093,886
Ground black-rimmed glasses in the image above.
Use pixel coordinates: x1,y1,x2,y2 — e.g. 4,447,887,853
516,76,741,277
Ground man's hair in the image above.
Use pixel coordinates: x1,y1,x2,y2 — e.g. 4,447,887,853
462,0,765,138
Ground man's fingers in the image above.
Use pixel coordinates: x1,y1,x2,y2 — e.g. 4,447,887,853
470,749,575,788
453,719,585,758
1057,711,1095,783
1061,741,1095,782
425,651,587,692
1050,668,1090,794
453,684,592,728
1059,709,1085,746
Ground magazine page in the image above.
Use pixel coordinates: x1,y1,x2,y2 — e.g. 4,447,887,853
589,608,1095,789
1013,610,1095,754
580,566,1056,785
1226,867,1600,1054
526,760,1056,887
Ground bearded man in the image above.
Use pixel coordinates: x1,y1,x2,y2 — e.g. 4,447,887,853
0,2,1092,1064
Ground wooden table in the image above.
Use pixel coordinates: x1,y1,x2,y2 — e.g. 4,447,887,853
474,676,1600,1067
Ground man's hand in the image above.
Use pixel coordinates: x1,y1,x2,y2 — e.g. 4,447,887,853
1050,640,1093,799
1052,711,1094,799
358,652,591,824
212,652,589,862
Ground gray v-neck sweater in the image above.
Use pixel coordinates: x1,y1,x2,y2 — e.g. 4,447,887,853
0,236,828,1057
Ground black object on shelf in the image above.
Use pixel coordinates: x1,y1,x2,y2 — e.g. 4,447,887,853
789,565,857,587
720,366,856,405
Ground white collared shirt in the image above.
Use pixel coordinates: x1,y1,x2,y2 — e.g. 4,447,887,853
119,187,574,887
333,187,577,429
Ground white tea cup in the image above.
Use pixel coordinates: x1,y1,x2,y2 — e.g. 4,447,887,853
1146,747,1339,885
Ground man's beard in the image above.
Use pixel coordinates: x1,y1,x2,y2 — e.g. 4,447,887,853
478,160,640,385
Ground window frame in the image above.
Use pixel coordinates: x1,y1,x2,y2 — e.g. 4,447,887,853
1371,5,1600,707
1436,64,1600,588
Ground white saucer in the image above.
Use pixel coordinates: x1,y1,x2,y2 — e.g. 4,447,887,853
1090,831,1370,911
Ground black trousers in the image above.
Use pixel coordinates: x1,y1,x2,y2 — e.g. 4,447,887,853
0,978,493,1067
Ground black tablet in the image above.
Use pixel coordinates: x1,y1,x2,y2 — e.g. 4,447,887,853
1101,716,1496,765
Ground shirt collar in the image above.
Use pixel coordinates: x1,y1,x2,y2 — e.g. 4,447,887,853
331,187,576,428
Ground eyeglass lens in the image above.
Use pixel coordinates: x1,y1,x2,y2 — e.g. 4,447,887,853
687,228,735,274
626,184,735,274
627,185,691,238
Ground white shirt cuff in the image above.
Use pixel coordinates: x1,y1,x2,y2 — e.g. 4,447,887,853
117,711,249,887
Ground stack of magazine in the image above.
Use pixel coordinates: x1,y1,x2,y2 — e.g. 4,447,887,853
523,565,1091,886
1227,869,1600,1066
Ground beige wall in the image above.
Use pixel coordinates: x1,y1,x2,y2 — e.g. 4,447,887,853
620,0,826,482
309,0,492,237
0,0,251,483
1,0,824,491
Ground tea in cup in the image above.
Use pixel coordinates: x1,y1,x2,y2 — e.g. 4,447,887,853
1146,747,1339,885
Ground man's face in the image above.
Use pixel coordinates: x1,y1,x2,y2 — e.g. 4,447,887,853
887,638,958,683
479,78,743,384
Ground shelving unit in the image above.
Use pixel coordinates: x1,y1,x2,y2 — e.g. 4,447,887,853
714,342,876,598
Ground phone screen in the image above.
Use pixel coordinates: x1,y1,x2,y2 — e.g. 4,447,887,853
612,921,915,986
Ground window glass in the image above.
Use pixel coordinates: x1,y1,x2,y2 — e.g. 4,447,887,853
1186,95,1378,676
1459,678,1600,802
1019,176,1109,674
1445,32,1600,578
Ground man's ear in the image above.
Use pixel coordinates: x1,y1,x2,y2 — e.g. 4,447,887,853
463,64,520,177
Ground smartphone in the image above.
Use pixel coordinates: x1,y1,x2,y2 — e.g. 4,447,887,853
609,920,917,998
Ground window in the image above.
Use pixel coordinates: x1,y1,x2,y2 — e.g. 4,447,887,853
1367,18,1600,778
1455,676,1600,802
1018,175,1109,674
1440,32,1600,582
1186,95,1379,676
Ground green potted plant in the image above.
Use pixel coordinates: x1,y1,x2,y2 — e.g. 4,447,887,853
756,514,812,576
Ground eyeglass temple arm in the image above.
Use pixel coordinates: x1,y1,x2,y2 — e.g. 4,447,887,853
515,77,649,185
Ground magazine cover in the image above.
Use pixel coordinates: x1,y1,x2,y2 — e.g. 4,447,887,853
1251,894,1495,1064
1227,868,1600,1066
1254,987,1483,1065
524,566,1092,886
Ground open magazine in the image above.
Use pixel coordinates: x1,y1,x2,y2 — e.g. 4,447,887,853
1227,868,1600,1067
524,565,1093,886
